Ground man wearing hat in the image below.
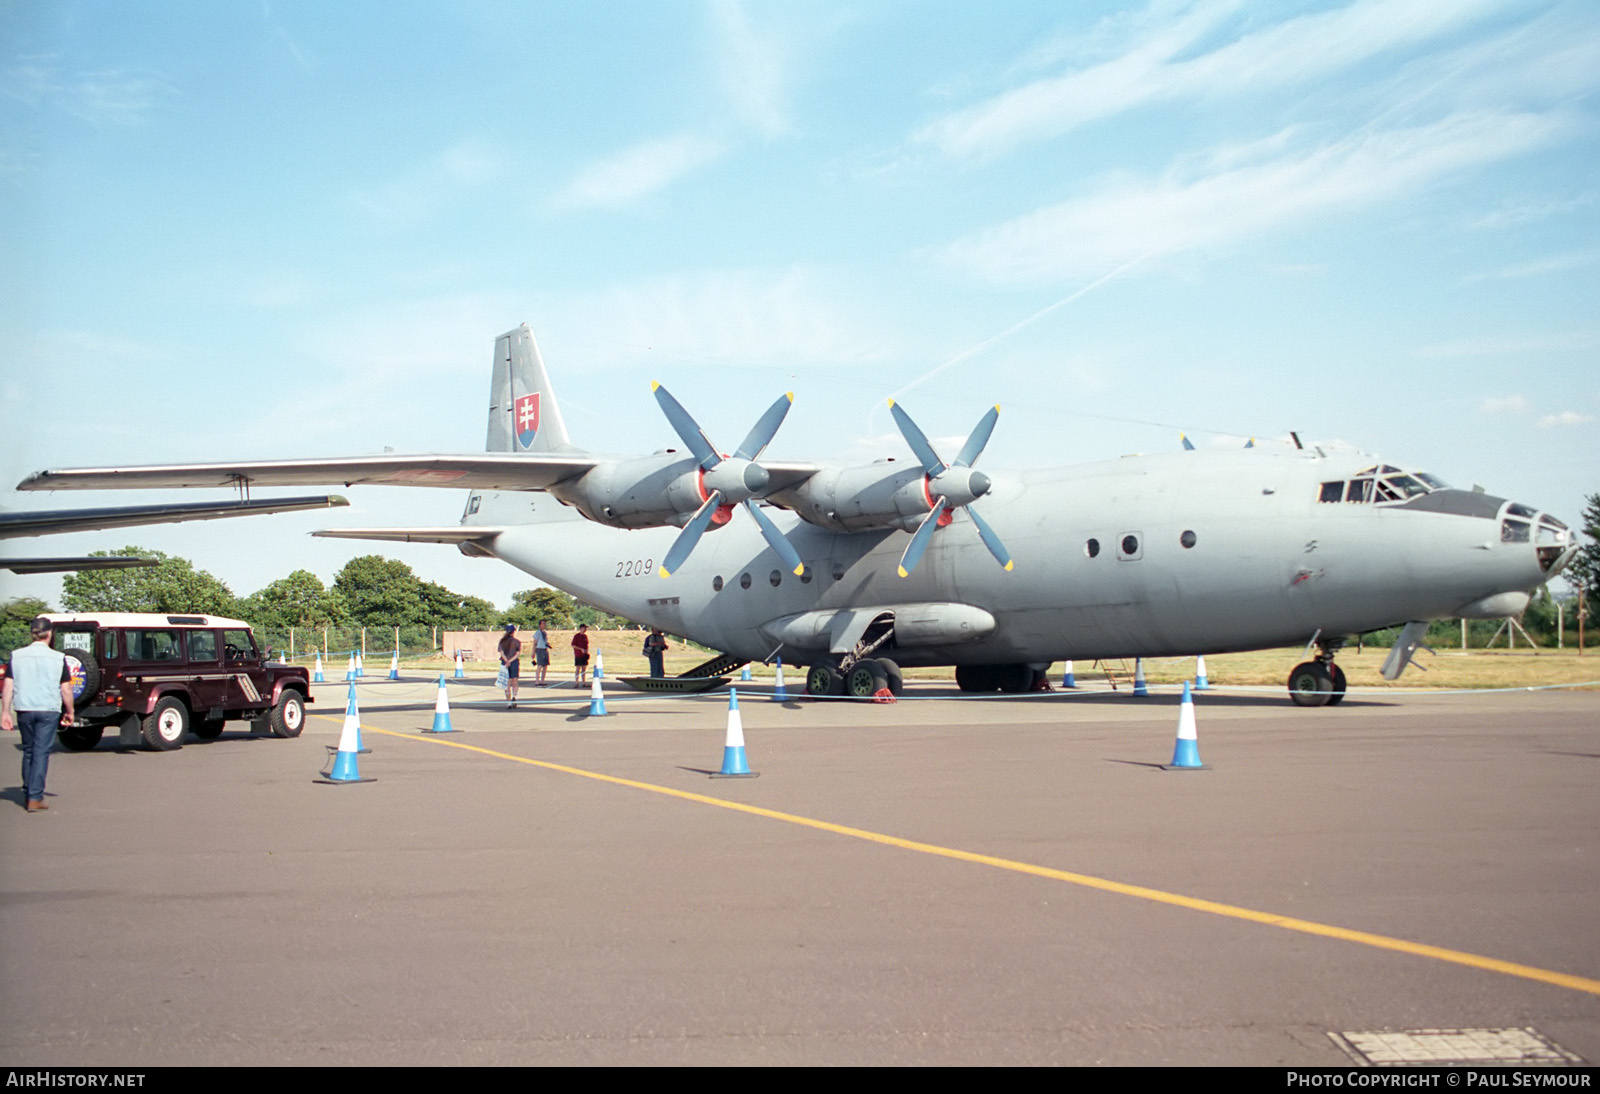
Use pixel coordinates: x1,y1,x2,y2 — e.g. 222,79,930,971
1,616,75,812
497,623,522,708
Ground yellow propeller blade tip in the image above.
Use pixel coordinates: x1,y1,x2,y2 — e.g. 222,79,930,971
657,567,671,579
650,380,660,392
1003,560,1014,571
897,566,910,578
792,564,804,576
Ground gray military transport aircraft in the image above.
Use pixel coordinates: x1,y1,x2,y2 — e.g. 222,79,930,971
17,325,1579,705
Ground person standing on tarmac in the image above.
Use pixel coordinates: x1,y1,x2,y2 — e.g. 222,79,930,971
643,628,669,678
532,620,551,686
497,623,522,708
1,616,75,812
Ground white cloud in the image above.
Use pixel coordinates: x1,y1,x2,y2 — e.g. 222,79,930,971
1536,411,1595,429
549,134,723,211
350,140,502,224
912,0,1513,160
937,111,1566,285
709,0,789,138
1479,395,1527,414
2,57,172,125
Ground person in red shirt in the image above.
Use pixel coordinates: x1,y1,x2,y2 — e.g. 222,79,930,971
572,624,590,686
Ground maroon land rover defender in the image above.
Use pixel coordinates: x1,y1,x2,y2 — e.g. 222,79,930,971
44,613,313,751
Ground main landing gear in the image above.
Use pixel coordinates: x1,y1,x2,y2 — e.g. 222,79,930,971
803,614,904,699
1287,638,1347,707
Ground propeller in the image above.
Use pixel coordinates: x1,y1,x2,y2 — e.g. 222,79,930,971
887,399,1012,577
651,383,804,578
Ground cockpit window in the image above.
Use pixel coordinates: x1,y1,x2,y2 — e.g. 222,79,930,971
1321,467,1444,505
1501,519,1530,543
1506,502,1537,519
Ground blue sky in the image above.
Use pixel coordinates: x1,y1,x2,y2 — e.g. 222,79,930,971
3,0,1597,610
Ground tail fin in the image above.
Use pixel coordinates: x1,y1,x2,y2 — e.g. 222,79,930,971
486,325,573,454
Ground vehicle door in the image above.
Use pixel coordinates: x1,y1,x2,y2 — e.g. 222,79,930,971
123,627,187,708
221,628,266,709
184,628,230,717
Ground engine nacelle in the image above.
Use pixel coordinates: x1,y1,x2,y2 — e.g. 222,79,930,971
772,464,931,533
550,454,712,529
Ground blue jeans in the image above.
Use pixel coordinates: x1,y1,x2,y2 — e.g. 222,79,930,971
17,710,59,802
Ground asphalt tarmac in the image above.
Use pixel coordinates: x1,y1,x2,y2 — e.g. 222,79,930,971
2,677,1596,1066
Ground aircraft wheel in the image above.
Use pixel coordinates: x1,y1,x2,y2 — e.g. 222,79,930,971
955,665,997,692
995,664,1035,693
845,662,887,698
141,697,189,750
58,725,105,751
1287,662,1333,707
1325,664,1348,706
874,658,903,697
806,665,841,697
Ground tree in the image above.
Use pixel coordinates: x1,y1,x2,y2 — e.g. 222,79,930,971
331,555,429,627
61,547,238,616
1,596,53,656
420,582,498,629
1568,492,1600,622
502,588,576,628
237,570,350,632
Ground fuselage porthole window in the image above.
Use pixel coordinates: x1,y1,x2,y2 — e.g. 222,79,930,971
1118,534,1142,560
799,567,813,584
769,570,782,587
712,576,723,592
831,562,846,581
1085,538,1100,559
1180,530,1196,549
739,573,753,590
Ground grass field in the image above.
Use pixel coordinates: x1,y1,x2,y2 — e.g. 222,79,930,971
395,629,1600,692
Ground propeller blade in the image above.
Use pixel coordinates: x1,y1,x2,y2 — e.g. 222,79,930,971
651,382,720,469
966,505,1014,572
733,392,794,462
657,491,723,577
897,497,948,577
743,500,804,576
952,405,1000,468
887,400,946,477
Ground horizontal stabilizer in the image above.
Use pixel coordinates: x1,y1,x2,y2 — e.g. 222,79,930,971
0,495,348,538
311,527,506,545
18,454,597,493
1,556,161,575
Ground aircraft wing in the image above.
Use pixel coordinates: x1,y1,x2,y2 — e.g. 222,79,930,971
17,454,599,493
310,527,505,544
1,556,161,575
0,495,350,538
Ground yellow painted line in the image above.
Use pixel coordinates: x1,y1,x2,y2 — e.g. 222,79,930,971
321,715,1600,998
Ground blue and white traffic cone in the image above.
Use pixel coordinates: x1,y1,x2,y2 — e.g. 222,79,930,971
453,649,465,679
1163,681,1207,771
1061,660,1077,688
595,650,604,680
355,651,364,678
388,649,400,681
313,653,325,683
711,689,756,778
587,671,607,716
345,653,355,681
740,664,752,682
1132,657,1149,697
771,656,787,702
1194,655,1210,690
426,674,459,733
318,684,375,783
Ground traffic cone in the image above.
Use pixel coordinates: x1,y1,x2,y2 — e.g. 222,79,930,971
771,656,787,702
587,671,607,716
318,684,375,784
711,689,756,778
595,650,604,680
426,674,459,733
1194,655,1210,690
1163,681,1207,770
345,653,355,681
740,664,752,682
453,649,465,679
355,651,364,678
388,650,400,680
313,653,325,683
1132,658,1149,697
1061,660,1076,688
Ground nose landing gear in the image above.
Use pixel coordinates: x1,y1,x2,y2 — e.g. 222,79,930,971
1287,638,1347,707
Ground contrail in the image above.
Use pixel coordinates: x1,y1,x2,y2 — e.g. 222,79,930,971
872,251,1154,435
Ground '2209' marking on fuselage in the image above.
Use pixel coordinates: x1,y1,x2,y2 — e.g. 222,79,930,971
616,559,655,578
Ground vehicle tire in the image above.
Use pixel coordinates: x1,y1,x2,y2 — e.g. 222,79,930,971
995,663,1035,693
64,650,102,705
1325,663,1348,706
874,658,904,697
58,725,104,751
269,691,306,738
845,662,888,698
1287,662,1333,707
806,664,840,697
955,665,998,692
141,696,189,750
193,717,226,741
